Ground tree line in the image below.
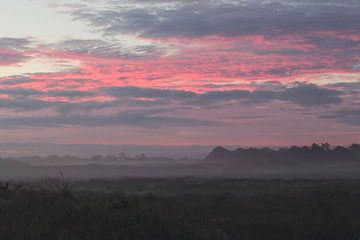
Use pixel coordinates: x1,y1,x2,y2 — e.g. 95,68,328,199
206,143,360,161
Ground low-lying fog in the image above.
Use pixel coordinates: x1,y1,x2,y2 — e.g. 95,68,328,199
0,143,359,179
0,143,214,159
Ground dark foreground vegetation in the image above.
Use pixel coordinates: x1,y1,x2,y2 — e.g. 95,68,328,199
1,178,360,239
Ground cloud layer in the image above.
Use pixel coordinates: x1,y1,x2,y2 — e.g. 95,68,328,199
71,0,360,38
0,81,347,128
0,0,358,145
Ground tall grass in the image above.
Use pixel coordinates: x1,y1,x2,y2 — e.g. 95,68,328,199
0,178,360,240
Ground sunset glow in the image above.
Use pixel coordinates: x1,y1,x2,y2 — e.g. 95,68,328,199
0,0,359,146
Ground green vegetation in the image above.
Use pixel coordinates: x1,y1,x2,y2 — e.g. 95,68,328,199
1,178,360,239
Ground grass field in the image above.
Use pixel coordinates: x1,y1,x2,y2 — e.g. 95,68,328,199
1,178,360,240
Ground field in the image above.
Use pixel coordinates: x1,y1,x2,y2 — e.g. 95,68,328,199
1,178,360,239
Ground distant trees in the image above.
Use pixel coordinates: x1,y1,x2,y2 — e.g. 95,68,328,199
88,152,171,161
350,144,360,152
206,143,360,161
90,155,103,161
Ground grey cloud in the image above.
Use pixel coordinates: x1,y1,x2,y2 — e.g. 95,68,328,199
0,88,42,96
0,98,155,113
0,88,165,113
0,82,344,114
0,88,96,98
0,52,30,66
106,83,344,107
0,82,345,130
46,90,97,98
266,67,292,76
308,36,360,50
0,38,32,65
104,86,196,99
198,90,250,102
246,90,277,104
200,83,241,89
249,81,286,91
0,77,33,85
0,109,214,128
327,82,360,91
50,39,164,59
254,49,308,56
0,88,99,112
277,83,343,106
264,63,334,77
321,109,360,126
0,99,53,111
52,97,168,115
0,38,31,50
70,1,360,38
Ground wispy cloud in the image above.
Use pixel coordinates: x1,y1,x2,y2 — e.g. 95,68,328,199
0,38,33,66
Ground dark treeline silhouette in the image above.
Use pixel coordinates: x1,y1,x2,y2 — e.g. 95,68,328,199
0,157,29,167
206,143,360,161
16,153,178,163
90,152,176,161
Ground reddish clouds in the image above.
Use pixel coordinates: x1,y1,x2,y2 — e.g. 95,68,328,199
2,32,357,96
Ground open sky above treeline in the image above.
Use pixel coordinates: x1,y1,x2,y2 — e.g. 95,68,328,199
0,0,359,146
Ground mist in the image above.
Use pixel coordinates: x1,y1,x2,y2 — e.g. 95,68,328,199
1,143,359,180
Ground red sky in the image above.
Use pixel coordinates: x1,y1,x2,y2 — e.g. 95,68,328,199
0,0,359,146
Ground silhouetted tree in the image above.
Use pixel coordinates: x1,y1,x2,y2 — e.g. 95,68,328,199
350,144,360,152
91,155,103,161
321,143,331,151
206,143,360,162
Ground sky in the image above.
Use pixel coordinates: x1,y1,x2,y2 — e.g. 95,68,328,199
0,0,359,147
